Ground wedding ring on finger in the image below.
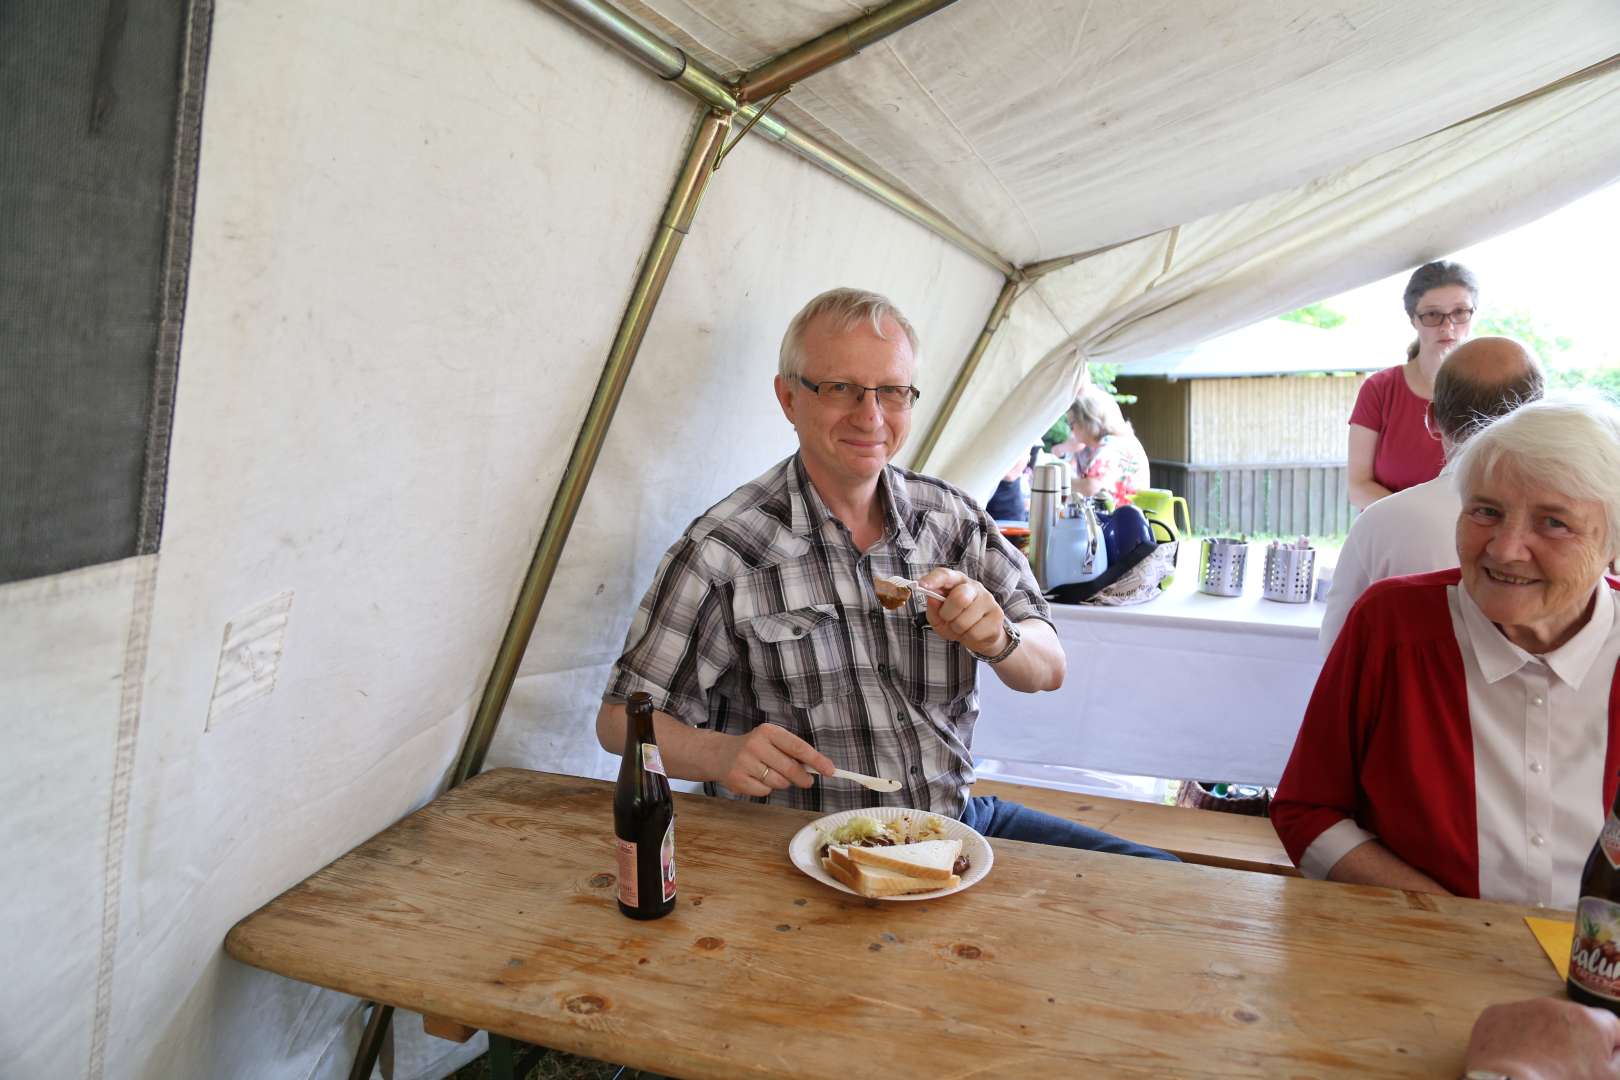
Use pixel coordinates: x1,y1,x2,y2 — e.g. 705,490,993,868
759,764,772,781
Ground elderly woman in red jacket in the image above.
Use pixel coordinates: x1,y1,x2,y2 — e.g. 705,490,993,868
1273,393,1620,908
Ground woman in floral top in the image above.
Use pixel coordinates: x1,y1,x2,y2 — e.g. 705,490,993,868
1059,383,1149,507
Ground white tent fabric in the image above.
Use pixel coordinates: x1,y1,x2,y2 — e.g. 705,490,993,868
5,4,996,1079
626,0,1620,263
928,59,1620,499
7,1,1620,1079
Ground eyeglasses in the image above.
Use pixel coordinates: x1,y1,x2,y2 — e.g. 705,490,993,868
1415,307,1475,327
798,376,921,411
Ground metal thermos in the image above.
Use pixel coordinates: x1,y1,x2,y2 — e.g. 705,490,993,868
1028,461,1067,590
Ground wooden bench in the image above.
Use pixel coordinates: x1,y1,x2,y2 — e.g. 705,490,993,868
973,779,1299,877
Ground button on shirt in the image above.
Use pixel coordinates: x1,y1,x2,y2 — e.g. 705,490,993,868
1301,582,1618,907
1451,583,1615,909
604,454,1051,818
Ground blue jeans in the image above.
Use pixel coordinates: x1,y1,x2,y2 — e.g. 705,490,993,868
961,795,1179,862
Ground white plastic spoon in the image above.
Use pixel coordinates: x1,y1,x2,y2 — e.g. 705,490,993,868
825,767,902,793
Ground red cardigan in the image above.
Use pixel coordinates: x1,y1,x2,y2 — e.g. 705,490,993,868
1272,569,1620,897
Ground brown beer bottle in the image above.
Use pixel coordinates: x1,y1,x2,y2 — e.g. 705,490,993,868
614,692,675,920
1569,778,1620,1013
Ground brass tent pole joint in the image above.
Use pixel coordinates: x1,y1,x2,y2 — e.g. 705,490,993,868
909,276,1022,473
734,0,962,104
714,89,790,170
448,108,732,788
537,0,1012,274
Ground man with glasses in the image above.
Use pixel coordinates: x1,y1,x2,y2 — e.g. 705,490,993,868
596,288,1172,860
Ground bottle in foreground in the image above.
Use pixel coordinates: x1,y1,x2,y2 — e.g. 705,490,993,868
614,692,675,920
1569,777,1620,1013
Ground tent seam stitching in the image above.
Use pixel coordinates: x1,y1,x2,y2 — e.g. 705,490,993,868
86,552,160,1080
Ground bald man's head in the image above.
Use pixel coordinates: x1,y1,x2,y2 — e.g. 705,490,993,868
1430,336,1544,452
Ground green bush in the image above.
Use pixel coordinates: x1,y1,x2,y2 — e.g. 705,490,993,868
1547,367,1620,399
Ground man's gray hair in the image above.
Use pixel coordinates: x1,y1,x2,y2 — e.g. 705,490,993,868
1430,344,1545,447
778,288,919,380
1451,391,1620,558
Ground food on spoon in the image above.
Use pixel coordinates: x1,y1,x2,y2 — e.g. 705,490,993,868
873,575,911,610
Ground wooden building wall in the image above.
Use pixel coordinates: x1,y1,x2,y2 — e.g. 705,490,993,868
1118,372,1370,539
1188,374,1366,463
1115,376,1189,462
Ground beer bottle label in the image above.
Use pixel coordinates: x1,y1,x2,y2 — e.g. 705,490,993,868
641,743,667,777
1601,814,1620,871
615,838,638,907
1571,896,1620,1003
660,818,677,902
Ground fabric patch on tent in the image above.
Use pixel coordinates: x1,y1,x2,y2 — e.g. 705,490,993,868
206,591,294,729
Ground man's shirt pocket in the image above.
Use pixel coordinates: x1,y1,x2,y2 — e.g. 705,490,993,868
741,604,857,710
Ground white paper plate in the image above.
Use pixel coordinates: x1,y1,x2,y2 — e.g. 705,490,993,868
788,806,993,901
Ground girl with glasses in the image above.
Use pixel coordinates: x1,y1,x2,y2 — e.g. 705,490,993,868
1347,260,1480,509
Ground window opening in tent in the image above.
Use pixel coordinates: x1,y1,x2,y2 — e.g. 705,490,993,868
978,178,1620,810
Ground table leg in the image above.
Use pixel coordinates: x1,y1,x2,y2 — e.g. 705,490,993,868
488,1033,517,1080
347,1002,393,1080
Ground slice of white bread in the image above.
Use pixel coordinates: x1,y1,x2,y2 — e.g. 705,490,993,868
846,838,961,881
827,845,858,874
822,855,958,898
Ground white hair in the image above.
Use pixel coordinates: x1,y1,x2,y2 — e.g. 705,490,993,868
1451,390,1620,558
778,287,919,380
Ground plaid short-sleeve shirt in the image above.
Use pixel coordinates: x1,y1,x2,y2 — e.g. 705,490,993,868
604,454,1052,818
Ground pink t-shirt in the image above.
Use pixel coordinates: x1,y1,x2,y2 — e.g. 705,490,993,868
1348,364,1445,494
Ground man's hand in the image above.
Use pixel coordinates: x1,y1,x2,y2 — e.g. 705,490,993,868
1465,997,1620,1080
713,723,836,798
917,567,1007,657
597,704,835,795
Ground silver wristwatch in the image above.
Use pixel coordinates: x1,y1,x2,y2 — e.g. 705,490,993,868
971,616,1021,664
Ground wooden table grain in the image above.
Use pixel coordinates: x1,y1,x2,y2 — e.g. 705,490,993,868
225,769,1564,1078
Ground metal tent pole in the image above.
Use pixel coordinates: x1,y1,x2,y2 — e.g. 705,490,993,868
909,276,1021,473
451,108,732,786
348,110,732,1080
733,0,960,103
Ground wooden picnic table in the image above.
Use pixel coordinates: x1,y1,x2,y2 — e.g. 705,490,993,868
225,769,1564,1078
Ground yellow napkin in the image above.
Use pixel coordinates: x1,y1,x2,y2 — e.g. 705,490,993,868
1525,916,1574,980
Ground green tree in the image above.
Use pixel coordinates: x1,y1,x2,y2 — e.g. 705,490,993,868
1474,308,1572,364
1090,361,1124,398
1548,367,1620,398
1280,303,1347,330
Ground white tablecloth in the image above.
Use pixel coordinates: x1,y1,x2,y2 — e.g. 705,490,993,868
975,541,1326,787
